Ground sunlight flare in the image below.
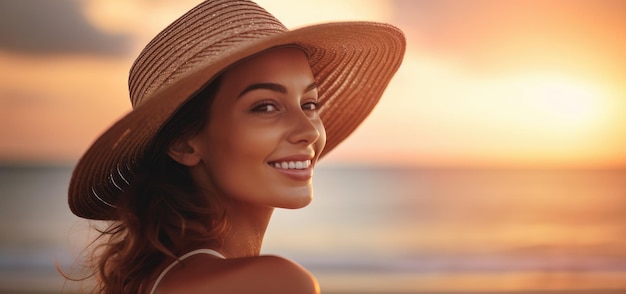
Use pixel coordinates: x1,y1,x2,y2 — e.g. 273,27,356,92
518,73,607,128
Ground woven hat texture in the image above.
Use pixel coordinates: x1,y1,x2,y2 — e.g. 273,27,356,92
69,0,406,220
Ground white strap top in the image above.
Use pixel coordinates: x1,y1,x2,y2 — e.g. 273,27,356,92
149,249,226,294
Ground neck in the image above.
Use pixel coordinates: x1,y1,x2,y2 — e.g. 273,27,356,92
188,165,274,258
218,199,274,258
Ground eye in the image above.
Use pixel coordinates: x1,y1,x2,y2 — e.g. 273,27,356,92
251,101,279,113
302,101,319,111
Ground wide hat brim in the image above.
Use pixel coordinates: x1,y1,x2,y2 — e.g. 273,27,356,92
69,21,405,220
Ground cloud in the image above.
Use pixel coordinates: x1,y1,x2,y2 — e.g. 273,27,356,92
0,0,132,56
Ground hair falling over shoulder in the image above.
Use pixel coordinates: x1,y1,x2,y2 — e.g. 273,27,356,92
67,79,224,293
94,160,226,293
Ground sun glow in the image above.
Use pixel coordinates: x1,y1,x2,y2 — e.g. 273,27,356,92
325,58,620,168
517,73,607,129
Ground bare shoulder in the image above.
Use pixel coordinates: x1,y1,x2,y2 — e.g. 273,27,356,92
156,254,320,294
232,255,320,293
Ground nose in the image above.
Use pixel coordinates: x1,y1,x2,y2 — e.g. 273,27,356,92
287,110,323,145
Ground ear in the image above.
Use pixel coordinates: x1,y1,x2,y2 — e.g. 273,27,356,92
167,138,203,167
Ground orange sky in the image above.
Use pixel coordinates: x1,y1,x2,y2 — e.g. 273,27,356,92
0,0,625,168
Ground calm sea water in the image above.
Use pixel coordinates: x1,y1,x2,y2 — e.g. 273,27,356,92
1,164,625,293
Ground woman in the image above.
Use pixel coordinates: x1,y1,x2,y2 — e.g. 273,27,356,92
68,0,405,293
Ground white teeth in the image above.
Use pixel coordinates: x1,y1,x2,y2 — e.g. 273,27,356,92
271,160,311,170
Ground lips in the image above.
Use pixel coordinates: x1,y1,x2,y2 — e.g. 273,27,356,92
267,155,315,181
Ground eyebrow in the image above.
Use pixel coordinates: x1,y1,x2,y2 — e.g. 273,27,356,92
238,82,318,98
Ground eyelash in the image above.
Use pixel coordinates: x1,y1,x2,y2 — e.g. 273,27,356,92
302,101,319,111
250,100,319,113
251,101,279,113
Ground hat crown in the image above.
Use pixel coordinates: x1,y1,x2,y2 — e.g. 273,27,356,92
128,0,287,108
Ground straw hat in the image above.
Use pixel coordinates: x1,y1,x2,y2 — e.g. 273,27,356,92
69,0,405,220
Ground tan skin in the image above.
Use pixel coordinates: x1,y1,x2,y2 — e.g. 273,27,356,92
158,47,325,293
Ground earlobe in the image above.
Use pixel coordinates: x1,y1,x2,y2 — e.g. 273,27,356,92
167,140,202,167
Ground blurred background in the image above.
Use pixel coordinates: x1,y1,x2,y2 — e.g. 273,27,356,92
1,0,625,293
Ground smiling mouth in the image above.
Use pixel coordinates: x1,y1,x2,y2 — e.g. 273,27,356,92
269,160,312,170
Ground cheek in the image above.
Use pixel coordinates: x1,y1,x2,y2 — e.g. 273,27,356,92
228,123,283,161
315,119,327,152
213,121,278,160
206,123,280,199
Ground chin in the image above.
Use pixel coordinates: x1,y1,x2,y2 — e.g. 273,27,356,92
275,187,314,209
279,198,313,210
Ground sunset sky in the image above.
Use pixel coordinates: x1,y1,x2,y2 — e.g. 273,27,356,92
0,0,625,168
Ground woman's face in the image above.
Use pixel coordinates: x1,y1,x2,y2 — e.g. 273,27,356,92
189,47,326,209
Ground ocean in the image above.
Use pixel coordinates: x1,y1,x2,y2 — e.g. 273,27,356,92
1,164,625,293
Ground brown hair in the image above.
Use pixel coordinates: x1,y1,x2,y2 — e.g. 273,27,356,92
81,77,225,293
